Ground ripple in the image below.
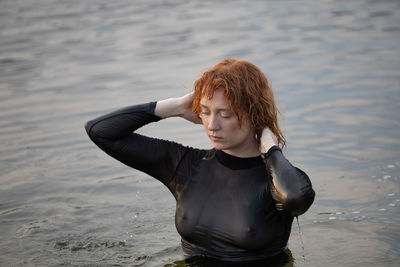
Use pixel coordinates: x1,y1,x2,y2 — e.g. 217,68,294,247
1,0,400,266
54,237,128,252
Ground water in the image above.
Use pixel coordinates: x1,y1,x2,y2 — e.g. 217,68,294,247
295,217,305,263
1,0,399,266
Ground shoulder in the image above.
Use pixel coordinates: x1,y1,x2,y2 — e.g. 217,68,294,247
173,146,213,177
180,146,213,164
169,146,211,191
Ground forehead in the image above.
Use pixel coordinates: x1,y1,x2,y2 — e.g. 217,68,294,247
200,88,229,108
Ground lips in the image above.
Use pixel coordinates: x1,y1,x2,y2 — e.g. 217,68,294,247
209,135,223,142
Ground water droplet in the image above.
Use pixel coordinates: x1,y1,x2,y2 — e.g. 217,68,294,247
379,208,386,211
387,164,395,168
383,175,391,179
352,211,360,214
396,199,400,202
389,203,396,207
335,212,343,215
295,217,306,262
387,193,395,196
329,216,336,220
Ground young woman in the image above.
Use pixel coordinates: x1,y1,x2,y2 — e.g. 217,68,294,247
85,59,315,263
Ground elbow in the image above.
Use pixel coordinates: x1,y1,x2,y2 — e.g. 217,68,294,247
283,189,315,216
84,119,99,141
84,120,93,138
84,121,90,135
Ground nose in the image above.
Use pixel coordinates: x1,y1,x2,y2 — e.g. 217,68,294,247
207,114,220,132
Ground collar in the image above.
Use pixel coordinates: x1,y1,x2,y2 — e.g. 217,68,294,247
215,149,264,170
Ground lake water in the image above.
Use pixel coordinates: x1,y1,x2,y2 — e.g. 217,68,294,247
0,0,399,266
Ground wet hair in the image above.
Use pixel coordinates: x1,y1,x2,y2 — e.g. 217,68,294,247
192,58,286,149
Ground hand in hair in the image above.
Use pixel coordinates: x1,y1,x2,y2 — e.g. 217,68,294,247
154,92,202,124
260,128,279,153
178,92,203,124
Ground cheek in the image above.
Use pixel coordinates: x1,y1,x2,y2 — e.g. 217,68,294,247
227,121,253,139
224,120,242,132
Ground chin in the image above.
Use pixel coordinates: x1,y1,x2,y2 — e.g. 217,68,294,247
212,143,225,150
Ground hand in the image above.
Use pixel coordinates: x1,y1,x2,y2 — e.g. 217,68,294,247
178,92,202,124
260,127,278,153
154,92,202,124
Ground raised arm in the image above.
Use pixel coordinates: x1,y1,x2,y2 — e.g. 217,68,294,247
84,95,199,187
260,129,315,216
154,92,202,123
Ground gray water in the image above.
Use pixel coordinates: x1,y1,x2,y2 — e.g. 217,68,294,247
1,0,399,266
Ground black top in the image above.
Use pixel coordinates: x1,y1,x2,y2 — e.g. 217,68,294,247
85,102,315,261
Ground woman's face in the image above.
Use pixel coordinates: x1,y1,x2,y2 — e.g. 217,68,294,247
200,88,259,157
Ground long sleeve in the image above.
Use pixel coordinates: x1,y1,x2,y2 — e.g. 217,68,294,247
84,102,189,188
262,146,315,216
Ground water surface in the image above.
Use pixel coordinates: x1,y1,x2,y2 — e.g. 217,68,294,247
0,0,399,266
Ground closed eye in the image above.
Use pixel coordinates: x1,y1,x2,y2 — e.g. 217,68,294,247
200,111,210,118
220,111,234,118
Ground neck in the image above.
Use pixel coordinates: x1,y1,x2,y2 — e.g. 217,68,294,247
222,141,260,158
215,150,264,170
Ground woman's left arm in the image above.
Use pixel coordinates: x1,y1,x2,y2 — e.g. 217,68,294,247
261,129,315,217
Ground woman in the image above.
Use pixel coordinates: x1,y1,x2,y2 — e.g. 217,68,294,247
85,59,315,263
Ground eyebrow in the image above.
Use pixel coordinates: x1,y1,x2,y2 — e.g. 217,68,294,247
200,104,231,111
200,104,232,112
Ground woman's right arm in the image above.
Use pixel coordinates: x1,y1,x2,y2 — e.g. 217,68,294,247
85,94,200,185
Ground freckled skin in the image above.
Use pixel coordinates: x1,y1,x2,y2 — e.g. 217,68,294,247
199,88,259,158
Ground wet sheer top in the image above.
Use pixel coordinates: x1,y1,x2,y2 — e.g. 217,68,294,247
85,102,315,261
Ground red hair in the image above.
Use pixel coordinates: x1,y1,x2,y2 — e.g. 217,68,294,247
192,59,286,149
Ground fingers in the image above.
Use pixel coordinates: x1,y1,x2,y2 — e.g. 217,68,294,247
260,127,278,152
193,115,203,124
262,128,278,143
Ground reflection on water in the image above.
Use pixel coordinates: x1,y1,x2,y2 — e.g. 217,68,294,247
166,249,294,267
0,0,399,266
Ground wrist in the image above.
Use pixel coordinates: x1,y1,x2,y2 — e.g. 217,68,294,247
260,143,276,153
260,128,278,153
176,95,187,116
155,97,181,118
